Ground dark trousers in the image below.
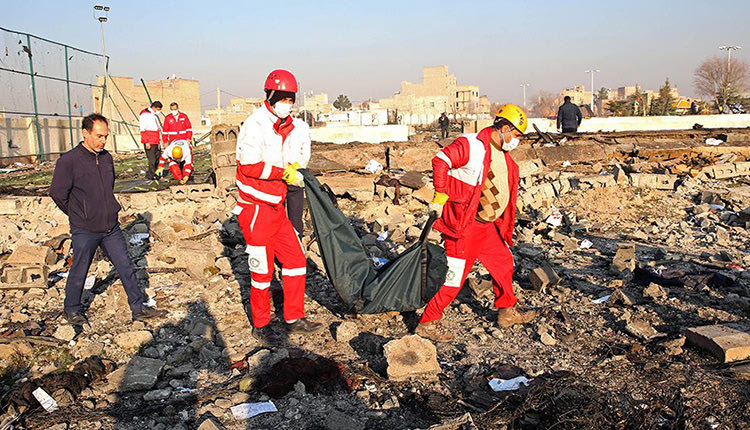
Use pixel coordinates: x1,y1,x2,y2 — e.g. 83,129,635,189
286,184,305,237
144,144,161,179
561,127,578,133
441,127,449,139
64,225,144,315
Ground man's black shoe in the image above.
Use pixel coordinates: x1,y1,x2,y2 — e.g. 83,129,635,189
132,306,168,321
285,319,322,333
64,312,87,326
252,325,282,346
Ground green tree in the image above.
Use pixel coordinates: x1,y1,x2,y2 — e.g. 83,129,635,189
649,78,676,116
595,87,609,116
333,94,352,111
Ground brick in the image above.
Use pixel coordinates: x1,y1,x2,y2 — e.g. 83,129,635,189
21,266,48,283
214,166,236,192
528,263,560,291
0,199,21,215
210,139,236,156
685,324,750,363
170,184,215,201
1,266,23,283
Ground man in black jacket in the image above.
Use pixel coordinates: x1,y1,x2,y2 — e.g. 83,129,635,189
438,112,450,139
50,114,167,325
556,96,583,133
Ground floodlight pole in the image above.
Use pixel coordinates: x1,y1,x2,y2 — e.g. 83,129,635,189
94,5,109,113
585,69,599,115
520,83,530,110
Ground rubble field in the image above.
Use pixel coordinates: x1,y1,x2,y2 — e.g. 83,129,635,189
0,129,748,429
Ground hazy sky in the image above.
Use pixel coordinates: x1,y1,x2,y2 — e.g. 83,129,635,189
3,0,749,110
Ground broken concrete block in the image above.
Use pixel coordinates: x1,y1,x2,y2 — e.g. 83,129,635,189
0,199,21,215
334,321,359,343
611,243,636,274
325,409,365,430
53,325,77,342
398,171,426,190
730,363,750,380
114,330,154,351
629,173,677,190
6,244,55,266
643,282,668,300
318,175,375,202
119,356,165,391
128,192,160,209
613,164,629,185
172,184,216,201
528,263,560,291
150,221,178,242
198,417,226,430
685,324,750,363
411,186,433,204
383,335,441,381
609,289,640,306
625,319,660,341
517,159,544,178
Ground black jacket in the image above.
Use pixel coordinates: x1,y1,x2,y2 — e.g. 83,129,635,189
50,143,122,233
557,101,582,129
438,115,450,129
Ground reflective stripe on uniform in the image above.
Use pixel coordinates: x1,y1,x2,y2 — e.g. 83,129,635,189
281,267,306,277
236,180,283,204
251,280,271,290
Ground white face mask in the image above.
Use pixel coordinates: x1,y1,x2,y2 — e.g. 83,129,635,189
501,134,519,152
273,102,293,118
171,110,179,116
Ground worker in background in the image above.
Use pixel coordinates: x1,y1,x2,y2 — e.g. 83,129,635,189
156,139,192,184
234,69,320,345
139,101,163,180
439,112,450,139
556,96,582,133
416,104,538,342
50,114,167,325
162,102,193,144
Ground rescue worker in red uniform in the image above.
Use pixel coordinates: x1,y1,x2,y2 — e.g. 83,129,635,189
139,101,162,180
156,140,192,183
416,104,538,342
234,69,320,345
162,102,193,144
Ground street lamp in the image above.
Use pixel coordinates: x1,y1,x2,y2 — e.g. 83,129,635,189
585,69,599,115
520,83,530,110
719,45,741,71
93,5,110,107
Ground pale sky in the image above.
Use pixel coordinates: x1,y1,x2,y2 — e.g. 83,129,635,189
3,0,749,111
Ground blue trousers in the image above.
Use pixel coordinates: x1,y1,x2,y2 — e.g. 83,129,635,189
64,225,144,314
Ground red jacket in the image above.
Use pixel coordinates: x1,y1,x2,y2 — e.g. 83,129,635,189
162,112,192,143
432,126,519,245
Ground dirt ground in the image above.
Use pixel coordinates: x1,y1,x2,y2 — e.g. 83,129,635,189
0,137,748,430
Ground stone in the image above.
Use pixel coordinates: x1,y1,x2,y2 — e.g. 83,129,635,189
629,173,677,190
118,357,166,391
197,417,225,430
528,263,560,291
10,313,30,323
6,244,55,266
0,199,21,215
325,409,365,430
398,171,426,189
539,331,557,346
318,175,375,202
625,319,660,341
609,289,640,306
383,335,441,381
53,325,77,342
335,321,359,343
611,243,636,274
150,221,178,242
114,330,154,351
411,186,434,204
643,282,668,300
143,388,172,401
685,324,750,363
0,344,18,360
128,192,160,209
730,363,750,380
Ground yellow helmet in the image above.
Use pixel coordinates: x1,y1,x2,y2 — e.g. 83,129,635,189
493,103,527,134
171,145,183,160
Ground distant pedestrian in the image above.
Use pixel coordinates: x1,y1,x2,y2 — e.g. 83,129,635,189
690,100,698,115
49,114,167,325
438,112,450,139
556,96,582,133
139,101,163,180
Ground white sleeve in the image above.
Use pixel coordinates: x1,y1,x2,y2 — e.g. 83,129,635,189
235,118,264,165
139,112,148,132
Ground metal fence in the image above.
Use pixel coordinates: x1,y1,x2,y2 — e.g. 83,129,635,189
0,26,106,158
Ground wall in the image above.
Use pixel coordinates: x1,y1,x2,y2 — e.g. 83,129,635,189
310,124,410,144
528,114,750,133
0,116,82,161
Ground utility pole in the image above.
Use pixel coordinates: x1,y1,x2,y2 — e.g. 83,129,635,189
719,45,742,71
520,83,530,110
585,69,599,115
217,87,221,124
93,5,110,114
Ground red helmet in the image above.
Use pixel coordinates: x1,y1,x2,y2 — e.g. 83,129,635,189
264,69,298,93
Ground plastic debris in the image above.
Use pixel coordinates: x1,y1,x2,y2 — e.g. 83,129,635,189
705,138,723,146
488,376,532,392
592,295,611,304
230,401,277,420
579,239,593,249
32,387,58,412
129,233,150,245
83,275,96,291
545,206,563,227
364,159,383,174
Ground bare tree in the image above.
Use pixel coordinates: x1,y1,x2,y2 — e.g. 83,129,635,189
530,91,560,118
694,56,750,110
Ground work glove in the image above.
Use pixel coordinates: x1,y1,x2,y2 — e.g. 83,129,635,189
179,176,189,184
282,162,304,187
429,191,449,216
155,167,164,177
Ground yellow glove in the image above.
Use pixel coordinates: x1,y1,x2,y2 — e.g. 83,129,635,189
429,191,449,216
282,162,303,186
179,176,189,184
155,167,164,177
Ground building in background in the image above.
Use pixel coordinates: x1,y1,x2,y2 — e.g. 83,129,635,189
204,97,264,127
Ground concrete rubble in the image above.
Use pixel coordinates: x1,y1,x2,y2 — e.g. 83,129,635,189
0,127,747,428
